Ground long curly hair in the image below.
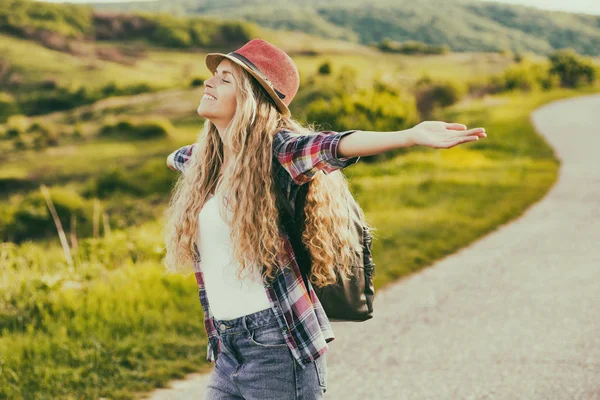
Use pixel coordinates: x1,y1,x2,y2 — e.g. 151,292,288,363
162,61,377,289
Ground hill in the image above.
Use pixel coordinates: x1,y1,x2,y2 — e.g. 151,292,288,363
85,0,600,56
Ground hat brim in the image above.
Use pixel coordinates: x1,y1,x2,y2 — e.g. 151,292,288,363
205,53,291,118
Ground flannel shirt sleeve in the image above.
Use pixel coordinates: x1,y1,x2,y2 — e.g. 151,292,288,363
171,144,196,173
272,129,361,185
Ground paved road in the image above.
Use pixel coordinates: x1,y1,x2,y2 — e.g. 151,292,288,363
146,93,600,400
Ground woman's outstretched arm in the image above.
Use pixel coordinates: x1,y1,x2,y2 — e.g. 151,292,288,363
337,122,487,158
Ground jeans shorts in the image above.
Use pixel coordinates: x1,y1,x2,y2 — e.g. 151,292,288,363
204,307,328,399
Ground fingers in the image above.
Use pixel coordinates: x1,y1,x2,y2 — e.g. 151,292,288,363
456,127,486,136
444,122,487,136
444,122,466,130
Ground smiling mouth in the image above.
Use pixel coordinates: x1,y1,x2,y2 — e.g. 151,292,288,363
203,94,217,101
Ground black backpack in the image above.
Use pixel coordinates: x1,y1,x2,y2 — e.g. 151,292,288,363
274,181,376,322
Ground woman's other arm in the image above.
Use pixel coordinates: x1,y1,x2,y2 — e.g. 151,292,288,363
167,144,196,172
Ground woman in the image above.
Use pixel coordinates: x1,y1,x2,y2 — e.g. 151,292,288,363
163,39,486,399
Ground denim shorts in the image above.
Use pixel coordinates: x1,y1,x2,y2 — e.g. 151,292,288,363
204,307,328,399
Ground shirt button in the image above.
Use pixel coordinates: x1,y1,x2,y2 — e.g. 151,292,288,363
220,323,228,330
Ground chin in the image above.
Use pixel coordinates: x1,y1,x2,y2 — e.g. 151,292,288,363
197,106,208,118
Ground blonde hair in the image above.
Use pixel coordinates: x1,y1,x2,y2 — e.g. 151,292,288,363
162,61,377,288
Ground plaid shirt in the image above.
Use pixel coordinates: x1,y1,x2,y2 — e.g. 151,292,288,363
171,128,361,370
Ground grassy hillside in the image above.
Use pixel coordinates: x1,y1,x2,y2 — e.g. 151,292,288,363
88,0,600,56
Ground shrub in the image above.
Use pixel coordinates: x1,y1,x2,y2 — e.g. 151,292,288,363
13,137,26,150
502,60,551,91
190,77,205,87
39,78,58,89
152,17,192,48
18,85,92,115
548,48,598,88
377,38,449,55
89,168,145,198
318,61,332,75
6,114,31,132
132,158,177,195
82,159,174,199
72,122,84,138
3,187,93,243
5,114,29,141
0,177,37,195
98,117,172,140
0,92,20,123
415,79,467,118
101,82,119,97
25,121,61,149
485,58,558,94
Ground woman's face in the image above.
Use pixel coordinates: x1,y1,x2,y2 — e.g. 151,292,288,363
197,58,238,130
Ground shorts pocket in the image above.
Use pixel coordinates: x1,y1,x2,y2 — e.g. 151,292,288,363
314,355,327,392
248,323,288,348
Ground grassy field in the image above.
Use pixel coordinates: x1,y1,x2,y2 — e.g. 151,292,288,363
2,82,599,398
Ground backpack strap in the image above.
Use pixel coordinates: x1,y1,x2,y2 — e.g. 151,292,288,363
274,181,312,291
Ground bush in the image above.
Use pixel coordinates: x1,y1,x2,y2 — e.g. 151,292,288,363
29,121,59,140
548,48,598,88
377,38,449,55
82,159,175,199
6,114,31,132
18,85,92,115
132,158,177,196
13,137,26,150
0,177,37,195
4,114,29,143
190,77,205,87
502,60,553,91
98,117,172,140
2,187,94,243
32,130,60,149
0,92,20,123
318,61,332,75
415,79,467,118
88,168,145,198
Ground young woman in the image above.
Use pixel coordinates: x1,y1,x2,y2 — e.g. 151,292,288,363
163,39,487,399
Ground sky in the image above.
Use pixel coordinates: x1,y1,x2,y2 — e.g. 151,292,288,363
34,0,600,16
480,0,600,15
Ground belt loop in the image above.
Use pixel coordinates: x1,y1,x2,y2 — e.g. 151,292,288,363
241,314,251,336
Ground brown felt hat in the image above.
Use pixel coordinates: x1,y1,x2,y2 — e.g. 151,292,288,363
205,39,300,118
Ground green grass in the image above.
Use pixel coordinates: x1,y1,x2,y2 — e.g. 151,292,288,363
2,84,599,399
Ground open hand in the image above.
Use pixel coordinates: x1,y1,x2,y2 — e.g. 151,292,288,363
410,121,487,149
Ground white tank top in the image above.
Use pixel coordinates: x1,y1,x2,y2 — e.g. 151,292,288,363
197,191,271,320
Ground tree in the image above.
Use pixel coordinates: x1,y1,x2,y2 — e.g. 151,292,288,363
548,49,597,88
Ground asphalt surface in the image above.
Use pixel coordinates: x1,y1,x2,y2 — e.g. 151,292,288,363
146,93,600,400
